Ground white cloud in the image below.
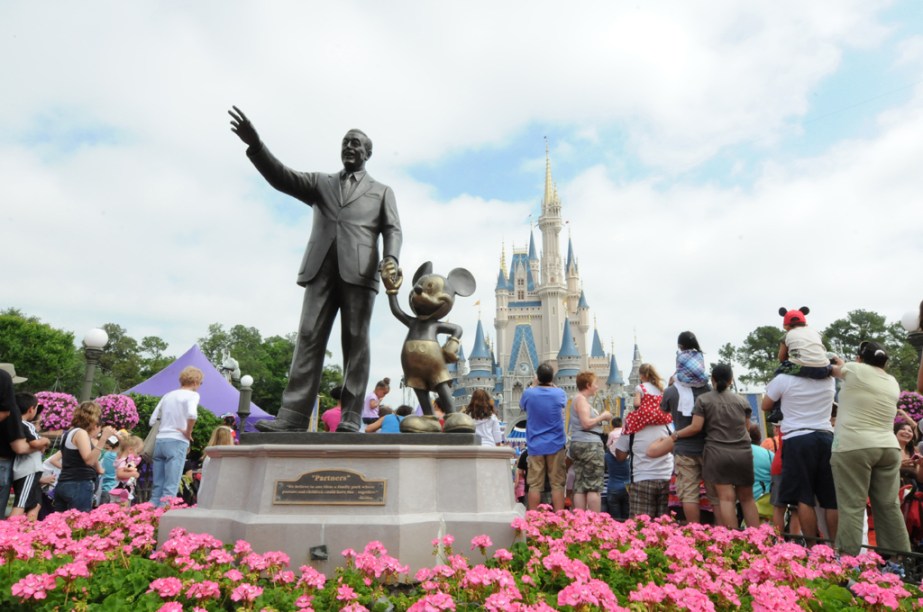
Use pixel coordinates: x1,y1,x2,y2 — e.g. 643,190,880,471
0,1,919,408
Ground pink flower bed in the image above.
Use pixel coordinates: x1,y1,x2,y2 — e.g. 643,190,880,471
0,502,920,610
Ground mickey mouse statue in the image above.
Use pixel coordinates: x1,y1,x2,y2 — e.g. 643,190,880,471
380,259,477,433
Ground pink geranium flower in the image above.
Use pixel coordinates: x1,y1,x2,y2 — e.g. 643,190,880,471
185,579,221,600
11,573,57,600
147,577,183,598
337,584,358,602
408,591,457,611
230,583,263,602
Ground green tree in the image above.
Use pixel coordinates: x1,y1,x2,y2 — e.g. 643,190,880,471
198,323,231,365
97,323,144,393
822,309,917,390
198,323,343,415
259,333,297,413
735,325,785,387
713,342,739,391
0,309,83,393
139,336,173,379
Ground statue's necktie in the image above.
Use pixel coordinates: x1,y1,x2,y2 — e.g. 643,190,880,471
342,173,357,202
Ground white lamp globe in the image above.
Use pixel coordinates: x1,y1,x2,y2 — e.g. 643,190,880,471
83,328,109,349
240,375,254,387
901,310,921,333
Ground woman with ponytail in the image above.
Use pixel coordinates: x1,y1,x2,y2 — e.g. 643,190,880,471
829,341,910,557
672,364,759,529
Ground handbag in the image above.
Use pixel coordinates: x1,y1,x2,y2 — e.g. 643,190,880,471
141,411,161,464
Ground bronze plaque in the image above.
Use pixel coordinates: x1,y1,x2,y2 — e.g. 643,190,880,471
273,469,386,505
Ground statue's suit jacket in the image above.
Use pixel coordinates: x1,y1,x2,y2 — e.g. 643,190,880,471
247,143,402,291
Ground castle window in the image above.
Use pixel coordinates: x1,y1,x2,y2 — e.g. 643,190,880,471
518,291,524,299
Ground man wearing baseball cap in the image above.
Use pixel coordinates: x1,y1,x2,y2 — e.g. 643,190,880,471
0,364,30,518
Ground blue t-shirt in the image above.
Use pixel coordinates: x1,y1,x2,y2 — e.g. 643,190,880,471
379,414,404,434
751,444,773,499
605,449,630,494
520,385,567,455
100,450,117,492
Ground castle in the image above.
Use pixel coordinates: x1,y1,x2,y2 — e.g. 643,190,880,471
451,145,636,425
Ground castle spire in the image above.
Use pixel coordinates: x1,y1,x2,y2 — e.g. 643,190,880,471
607,353,624,386
590,327,606,358
543,137,554,208
469,319,490,360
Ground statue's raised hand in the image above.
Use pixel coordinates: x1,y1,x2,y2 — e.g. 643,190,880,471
228,105,261,147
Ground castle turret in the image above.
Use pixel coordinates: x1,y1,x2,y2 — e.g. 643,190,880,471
605,350,626,418
536,142,566,362
577,290,590,335
456,345,469,377
628,340,643,390
607,352,624,388
528,230,540,286
458,319,496,410
495,247,509,323
588,326,607,374
556,320,581,394
565,237,579,313
469,319,492,374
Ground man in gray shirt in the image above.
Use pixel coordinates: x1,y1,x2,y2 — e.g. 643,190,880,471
662,382,717,524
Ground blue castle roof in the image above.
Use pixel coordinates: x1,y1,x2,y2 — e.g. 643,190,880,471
557,321,580,376
590,329,606,358
557,321,580,360
566,237,576,272
469,320,490,360
607,353,624,385
528,230,537,260
506,254,535,292
578,290,589,309
495,267,510,291
506,324,539,373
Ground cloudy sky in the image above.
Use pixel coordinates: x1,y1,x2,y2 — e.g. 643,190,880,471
2,1,922,408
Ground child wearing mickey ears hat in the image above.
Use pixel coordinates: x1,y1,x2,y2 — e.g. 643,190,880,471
778,307,831,374
766,307,834,424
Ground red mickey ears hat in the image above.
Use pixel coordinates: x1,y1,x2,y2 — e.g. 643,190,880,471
779,306,810,326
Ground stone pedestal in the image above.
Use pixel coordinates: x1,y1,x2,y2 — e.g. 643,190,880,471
159,439,525,575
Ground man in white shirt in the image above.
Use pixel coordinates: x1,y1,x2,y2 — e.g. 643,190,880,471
614,423,674,518
762,374,837,542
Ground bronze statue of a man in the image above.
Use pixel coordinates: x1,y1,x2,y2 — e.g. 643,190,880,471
229,106,402,432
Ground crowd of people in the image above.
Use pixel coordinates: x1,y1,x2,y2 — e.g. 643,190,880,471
518,313,923,562
0,364,240,518
2,300,923,556
321,378,505,447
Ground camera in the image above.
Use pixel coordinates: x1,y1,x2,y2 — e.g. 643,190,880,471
766,400,783,424
106,435,120,447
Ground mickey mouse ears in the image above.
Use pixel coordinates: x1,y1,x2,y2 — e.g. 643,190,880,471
779,306,810,326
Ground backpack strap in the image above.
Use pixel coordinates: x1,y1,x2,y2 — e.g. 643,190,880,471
628,433,636,484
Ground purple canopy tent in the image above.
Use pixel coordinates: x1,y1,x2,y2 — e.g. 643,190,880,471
126,344,273,431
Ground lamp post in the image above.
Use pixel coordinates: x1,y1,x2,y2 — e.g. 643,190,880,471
901,310,923,362
237,374,253,435
80,328,109,402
